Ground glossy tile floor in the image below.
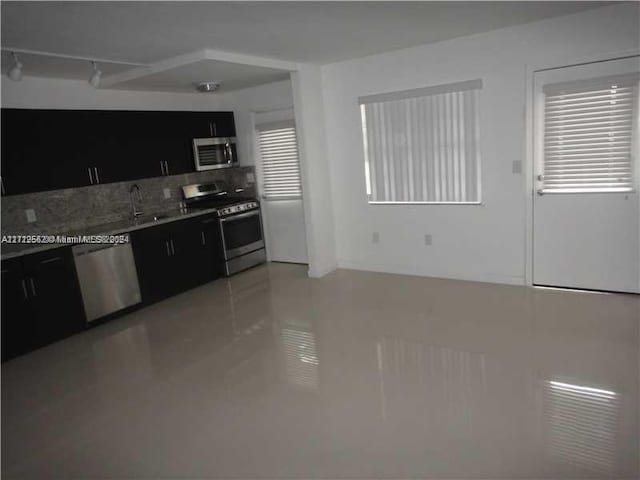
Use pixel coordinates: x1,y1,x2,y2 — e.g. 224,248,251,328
2,263,639,479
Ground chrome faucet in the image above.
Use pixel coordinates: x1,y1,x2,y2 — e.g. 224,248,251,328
129,184,143,219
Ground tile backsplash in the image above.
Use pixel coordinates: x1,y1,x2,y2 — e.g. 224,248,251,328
1,167,256,235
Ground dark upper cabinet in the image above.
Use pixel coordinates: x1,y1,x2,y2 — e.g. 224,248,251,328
42,110,97,189
1,247,85,361
188,112,236,138
1,109,236,195
1,109,61,194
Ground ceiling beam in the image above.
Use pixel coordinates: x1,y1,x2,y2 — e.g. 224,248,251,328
100,48,298,89
202,48,298,72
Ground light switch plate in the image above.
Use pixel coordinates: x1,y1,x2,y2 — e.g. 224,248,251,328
25,209,36,223
424,234,433,246
163,188,172,199
372,232,380,244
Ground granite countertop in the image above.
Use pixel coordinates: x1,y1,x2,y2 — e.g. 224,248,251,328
1,206,219,260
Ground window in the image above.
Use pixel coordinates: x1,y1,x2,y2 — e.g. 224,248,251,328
540,73,639,193
359,79,482,204
257,120,302,200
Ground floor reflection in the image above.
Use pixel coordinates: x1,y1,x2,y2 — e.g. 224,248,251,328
377,336,487,434
280,325,320,390
1,264,637,479
544,379,620,475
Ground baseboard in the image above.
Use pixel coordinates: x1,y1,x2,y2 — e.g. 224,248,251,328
337,259,525,286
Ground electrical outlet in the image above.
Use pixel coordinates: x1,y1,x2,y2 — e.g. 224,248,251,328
424,234,432,246
163,188,172,199
372,232,380,244
25,209,37,223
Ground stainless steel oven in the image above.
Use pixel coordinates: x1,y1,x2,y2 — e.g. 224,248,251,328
219,207,266,276
182,181,266,276
193,137,238,171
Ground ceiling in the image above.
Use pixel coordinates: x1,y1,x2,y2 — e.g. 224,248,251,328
0,1,617,93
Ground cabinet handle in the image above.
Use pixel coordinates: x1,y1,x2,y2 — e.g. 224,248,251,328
29,277,37,297
164,160,169,175
21,279,28,300
94,167,100,184
160,161,165,175
209,122,213,137
213,123,217,136
165,240,171,257
170,239,175,256
88,168,94,185
40,257,61,264
201,231,206,245
1,177,5,195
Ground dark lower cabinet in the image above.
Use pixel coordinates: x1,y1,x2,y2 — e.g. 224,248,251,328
131,214,222,305
0,257,35,360
1,214,224,361
1,247,86,361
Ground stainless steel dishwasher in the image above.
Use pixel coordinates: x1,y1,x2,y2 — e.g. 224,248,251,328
72,243,141,323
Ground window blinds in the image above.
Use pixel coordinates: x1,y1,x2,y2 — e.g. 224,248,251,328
257,121,302,200
541,73,639,193
359,79,482,204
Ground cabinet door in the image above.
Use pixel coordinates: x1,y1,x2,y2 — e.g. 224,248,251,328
131,225,176,304
145,111,192,176
168,218,209,292
210,112,236,137
1,109,51,194
1,258,34,361
22,247,86,348
42,110,95,189
171,215,223,286
197,215,224,282
186,112,236,138
87,111,137,184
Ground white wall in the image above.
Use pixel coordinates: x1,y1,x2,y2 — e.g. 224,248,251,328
321,3,640,285
217,79,294,166
292,65,337,277
1,75,221,110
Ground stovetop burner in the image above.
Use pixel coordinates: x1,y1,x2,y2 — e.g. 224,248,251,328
182,182,259,216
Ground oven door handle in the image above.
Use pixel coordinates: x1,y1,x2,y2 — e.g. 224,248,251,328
219,209,260,222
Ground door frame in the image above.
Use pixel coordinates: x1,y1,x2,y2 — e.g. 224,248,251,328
523,48,640,287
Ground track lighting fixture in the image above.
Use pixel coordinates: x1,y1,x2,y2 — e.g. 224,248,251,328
8,52,22,81
89,61,101,88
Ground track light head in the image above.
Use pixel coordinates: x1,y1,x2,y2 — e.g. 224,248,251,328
89,61,101,88
8,52,22,82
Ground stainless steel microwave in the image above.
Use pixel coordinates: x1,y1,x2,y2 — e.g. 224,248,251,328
193,137,238,171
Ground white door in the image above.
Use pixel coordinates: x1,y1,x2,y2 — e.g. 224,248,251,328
533,56,640,293
255,115,308,264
